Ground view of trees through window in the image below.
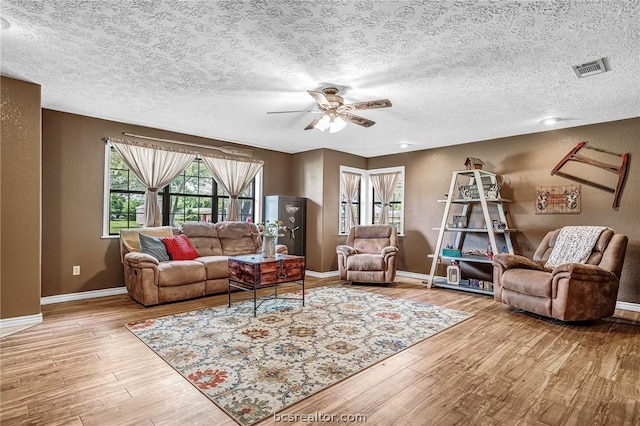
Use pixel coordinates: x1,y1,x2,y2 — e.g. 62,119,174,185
372,178,403,233
338,167,404,235
339,180,361,234
108,149,254,235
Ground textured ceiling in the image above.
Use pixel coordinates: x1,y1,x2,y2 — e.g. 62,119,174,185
1,1,639,157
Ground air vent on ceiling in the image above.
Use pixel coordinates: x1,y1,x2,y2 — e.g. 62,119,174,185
572,58,607,78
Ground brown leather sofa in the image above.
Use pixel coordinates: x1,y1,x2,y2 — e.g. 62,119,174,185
492,228,628,321
120,221,286,306
337,225,399,284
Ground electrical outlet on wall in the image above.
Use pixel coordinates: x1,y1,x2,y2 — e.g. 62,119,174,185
72,265,80,276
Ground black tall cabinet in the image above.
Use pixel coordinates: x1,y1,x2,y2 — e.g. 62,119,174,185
264,195,306,256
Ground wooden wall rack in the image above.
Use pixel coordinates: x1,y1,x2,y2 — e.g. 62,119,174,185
550,141,629,208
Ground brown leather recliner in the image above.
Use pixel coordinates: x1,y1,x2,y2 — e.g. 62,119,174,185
492,228,628,321
337,225,399,284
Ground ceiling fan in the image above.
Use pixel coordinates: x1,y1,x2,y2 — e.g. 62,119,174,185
267,87,392,133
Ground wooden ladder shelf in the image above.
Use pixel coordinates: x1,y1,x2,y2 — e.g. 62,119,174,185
550,141,629,208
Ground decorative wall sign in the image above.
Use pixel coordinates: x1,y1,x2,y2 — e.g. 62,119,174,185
535,185,581,214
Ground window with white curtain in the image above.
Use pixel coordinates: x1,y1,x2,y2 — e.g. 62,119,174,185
339,165,405,235
339,166,364,234
103,143,260,237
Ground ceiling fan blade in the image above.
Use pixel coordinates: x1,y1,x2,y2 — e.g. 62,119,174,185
341,112,375,128
266,109,319,114
340,99,392,111
304,113,326,130
307,90,332,109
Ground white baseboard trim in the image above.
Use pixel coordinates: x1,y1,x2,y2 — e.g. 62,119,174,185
616,301,640,313
396,271,430,281
0,313,43,329
304,270,429,281
35,280,640,313
305,270,339,279
41,287,128,305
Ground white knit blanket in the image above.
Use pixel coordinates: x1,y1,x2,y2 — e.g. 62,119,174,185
545,226,607,269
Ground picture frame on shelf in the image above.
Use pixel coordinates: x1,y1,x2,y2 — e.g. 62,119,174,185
452,215,467,228
446,264,460,284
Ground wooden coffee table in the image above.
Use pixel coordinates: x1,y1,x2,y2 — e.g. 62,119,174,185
228,253,305,316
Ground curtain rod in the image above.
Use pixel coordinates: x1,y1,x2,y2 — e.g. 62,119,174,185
121,132,254,157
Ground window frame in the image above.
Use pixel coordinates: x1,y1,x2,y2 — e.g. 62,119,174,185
102,141,261,238
161,157,217,226
338,165,405,236
338,166,365,235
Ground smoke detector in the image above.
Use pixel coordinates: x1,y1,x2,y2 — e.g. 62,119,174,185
572,58,607,78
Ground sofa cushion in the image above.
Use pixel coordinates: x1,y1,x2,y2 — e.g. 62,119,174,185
502,269,553,298
120,226,173,255
347,254,385,271
353,238,390,254
162,234,199,260
157,261,206,287
216,221,260,256
178,222,223,256
180,222,218,238
139,233,170,262
196,256,230,280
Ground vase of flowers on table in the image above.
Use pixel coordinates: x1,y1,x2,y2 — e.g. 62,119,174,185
256,220,285,258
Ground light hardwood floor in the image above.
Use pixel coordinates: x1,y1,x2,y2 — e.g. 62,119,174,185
1,277,639,425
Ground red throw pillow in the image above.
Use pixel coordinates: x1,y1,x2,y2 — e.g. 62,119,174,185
161,234,199,260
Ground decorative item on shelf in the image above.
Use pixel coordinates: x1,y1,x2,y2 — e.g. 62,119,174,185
452,215,467,228
446,263,460,285
486,183,500,199
256,220,285,258
458,182,502,200
492,220,506,230
486,240,494,260
458,185,475,200
464,157,484,170
442,244,461,257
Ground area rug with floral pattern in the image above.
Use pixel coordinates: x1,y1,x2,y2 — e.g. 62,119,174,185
126,285,472,425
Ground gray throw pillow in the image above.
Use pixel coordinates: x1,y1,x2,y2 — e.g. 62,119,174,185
139,233,170,262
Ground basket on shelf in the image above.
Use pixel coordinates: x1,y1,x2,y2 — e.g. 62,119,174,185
442,248,462,257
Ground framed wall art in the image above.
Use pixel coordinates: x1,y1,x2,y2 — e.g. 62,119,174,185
535,185,581,214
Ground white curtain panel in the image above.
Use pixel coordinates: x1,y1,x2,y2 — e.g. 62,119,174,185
370,171,401,225
111,141,195,227
201,156,263,221
341,171,361,231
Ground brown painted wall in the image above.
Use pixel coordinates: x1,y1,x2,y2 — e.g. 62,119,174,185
321,149,368,272
41,110,292,297
369,118,640,303
291,149,324,272
291,149,368,272
29,105,640,306
1,77,42,319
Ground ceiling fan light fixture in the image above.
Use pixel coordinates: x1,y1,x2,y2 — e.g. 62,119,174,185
282,87,391,132
314,113,347,133
314,114,332,132
329,116,347,133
